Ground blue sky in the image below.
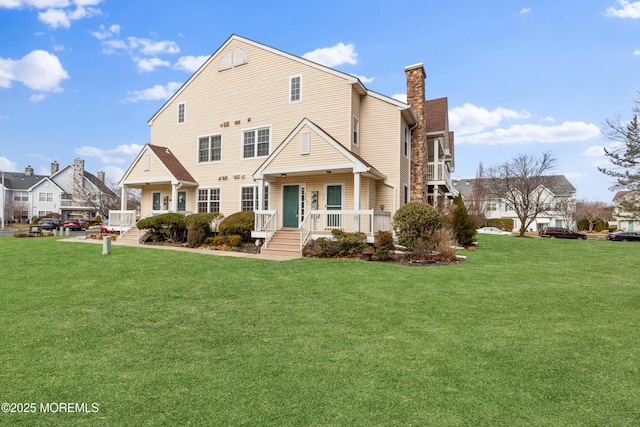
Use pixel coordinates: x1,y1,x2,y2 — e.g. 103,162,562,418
1,0,639,202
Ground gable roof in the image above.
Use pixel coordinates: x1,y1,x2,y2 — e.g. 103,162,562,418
148,144,197,183
148,34,416,127
253,118,385,180
425,97,448,134
453,175,576,199
1,171,48,190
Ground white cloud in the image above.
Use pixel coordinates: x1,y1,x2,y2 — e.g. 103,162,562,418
91,24,120,40
30,93,46,102
0,50,69,91
542,116,556,123
102,36,180,56
76,143,144,165
563,172,586,179
0,1,103,28
174,55,208,73
350,74,374,84
605,0,640,18
0,156,18,172
585,145,606,157
520,8,531,14
392,93,407,103
124,82,182,102
634,50,640,55
449,103,532,135
457,121,601,145
135,57,170,73
303,42,358,67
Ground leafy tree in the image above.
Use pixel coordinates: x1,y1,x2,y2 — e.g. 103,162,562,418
486,152,557,237
451,194,477,246
599,99,640,217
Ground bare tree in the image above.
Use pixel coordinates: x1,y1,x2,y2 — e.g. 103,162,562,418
466,162,488,227
486,152,557,237
554,196,577,230
599,96,640,216
575,200,611,232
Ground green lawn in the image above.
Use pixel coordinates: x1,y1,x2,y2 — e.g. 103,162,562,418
1,235,639,426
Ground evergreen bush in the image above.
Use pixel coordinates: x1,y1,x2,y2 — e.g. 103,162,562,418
219,211,255,243
392,202,443,247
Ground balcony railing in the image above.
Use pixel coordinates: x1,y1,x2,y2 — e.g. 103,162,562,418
426,162,451,185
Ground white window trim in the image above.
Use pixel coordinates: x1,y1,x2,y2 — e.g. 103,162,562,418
289,75,302,103
197,134,223,164
177,102,186,124
300,132,310,155
404,126,410,158
197,187,221,213
352,116,359,147
241,125,272,160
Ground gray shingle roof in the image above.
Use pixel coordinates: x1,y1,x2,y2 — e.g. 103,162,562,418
453,175,576,199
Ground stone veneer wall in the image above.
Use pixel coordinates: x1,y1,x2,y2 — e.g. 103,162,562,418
72,158,85,202
405,64,428,203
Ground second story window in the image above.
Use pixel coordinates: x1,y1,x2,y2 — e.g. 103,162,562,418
404,127,410,157
353,116,359,147
198,135,222,163
290,76,301,102
243,127,270,159
177,103,185,124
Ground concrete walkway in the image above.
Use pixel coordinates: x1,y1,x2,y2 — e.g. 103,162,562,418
59,236,300,262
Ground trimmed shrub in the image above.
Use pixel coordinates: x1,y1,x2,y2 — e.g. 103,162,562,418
392,202,443,247
185,212,223,248
303,237,340,258
227,234,242,247
374,230,394,261
137,213,186,243
331,229,367,255
219,211,254,243
486,218,513,231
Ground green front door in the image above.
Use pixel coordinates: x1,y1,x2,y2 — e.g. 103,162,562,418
283,185,299,228
152,192,161,211
326,184,342,228
177,191,186,212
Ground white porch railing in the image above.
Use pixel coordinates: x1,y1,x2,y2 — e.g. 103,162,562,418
107,210,137,233
255,210,277,248
427,162,451,185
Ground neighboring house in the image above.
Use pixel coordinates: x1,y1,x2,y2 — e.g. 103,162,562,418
612,191,640,231
454,175,577,231
0,159,116,223
116,34,456,253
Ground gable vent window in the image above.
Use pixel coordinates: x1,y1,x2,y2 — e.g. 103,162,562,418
177,103,185,124
300,132,310,155
218,49,248,71
290,75,301,102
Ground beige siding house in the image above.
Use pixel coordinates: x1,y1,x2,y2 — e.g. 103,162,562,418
117,35,455,255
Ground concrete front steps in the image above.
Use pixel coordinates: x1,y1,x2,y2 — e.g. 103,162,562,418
115,226,143,244
260,229,302,257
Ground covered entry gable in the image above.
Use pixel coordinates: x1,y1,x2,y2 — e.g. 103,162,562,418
254,118,384,181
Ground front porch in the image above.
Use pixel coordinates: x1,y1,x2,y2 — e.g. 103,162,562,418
254,209,391,255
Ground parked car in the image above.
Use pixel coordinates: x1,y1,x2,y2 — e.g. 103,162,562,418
606,231,640,241
63,219,89,231
538,227,587,240
476,227,512,236
37,218,62,230
101,223,109,233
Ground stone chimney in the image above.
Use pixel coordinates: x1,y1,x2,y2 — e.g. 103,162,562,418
51,161,59,175
405,63,428,203
25,165,34,176
73,158,85,200
97,171,105,183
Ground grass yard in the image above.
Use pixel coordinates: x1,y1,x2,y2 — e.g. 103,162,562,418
1,235,639,426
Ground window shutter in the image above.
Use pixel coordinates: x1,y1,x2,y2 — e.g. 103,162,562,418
301,132,310,154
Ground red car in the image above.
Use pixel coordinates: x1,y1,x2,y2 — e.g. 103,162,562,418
63,219,89,230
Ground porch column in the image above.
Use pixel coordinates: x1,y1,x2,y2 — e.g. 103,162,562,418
257,178,265,211
171,184,178,212
433,138,440,180
353,172,361,232
120,186,127,210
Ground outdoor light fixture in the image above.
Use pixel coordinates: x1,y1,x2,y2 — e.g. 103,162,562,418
281,174,287,178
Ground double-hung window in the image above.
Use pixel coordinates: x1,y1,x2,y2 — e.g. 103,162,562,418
353,116,359,146
241,186,269,211
177,103,185,124
198,188,220,213
243,127,270,159
404,127,410,157
198,135,222,163
39,192,53,202
290,76,301,102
